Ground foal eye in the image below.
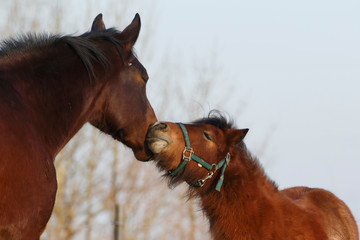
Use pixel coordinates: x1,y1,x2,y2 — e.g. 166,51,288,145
203,131,212,141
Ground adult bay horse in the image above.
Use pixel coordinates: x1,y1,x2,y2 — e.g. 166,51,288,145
0,14,157,239
146,113,359,240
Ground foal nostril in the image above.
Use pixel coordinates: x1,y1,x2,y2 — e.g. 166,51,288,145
151,122,168,131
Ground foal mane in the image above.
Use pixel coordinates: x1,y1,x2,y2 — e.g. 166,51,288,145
191,110,236,131
0,29,128,78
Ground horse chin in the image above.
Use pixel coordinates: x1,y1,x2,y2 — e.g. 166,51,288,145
109,129,153,161
133,148,152,162
145,137,170,154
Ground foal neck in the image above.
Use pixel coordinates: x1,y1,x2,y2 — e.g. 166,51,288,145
198,147,279,239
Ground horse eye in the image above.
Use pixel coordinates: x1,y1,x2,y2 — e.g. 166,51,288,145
203,131,212,141
128,62,133,67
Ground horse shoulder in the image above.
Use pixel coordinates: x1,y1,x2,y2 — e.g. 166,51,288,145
0,107,57,239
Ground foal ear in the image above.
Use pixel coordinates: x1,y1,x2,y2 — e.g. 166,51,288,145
91,13,106,31
118,13,141,53
227,129,249,146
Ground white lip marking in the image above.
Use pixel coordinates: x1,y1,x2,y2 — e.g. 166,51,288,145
148,139,169,153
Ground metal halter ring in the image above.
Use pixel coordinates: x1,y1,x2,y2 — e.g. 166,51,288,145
210,163,217,172
225,153,231,164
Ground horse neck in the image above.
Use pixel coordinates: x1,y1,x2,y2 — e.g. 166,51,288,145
6,46,110,156
199,146,279,239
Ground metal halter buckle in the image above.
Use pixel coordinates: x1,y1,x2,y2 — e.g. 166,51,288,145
182,147,193,161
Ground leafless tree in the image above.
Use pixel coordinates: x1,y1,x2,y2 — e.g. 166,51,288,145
1,1,251,239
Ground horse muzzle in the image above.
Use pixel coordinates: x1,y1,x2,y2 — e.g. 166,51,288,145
146,122,172,154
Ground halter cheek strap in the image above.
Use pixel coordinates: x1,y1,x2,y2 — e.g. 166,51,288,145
169,123,230,192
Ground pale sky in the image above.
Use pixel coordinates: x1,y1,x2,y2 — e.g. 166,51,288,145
147,0,360,222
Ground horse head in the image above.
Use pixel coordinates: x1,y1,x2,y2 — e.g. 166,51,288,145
146,113,248,189
88,14,157,161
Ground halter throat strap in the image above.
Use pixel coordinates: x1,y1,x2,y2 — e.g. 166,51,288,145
169,123,230,192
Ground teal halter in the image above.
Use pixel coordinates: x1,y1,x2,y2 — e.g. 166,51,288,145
169,123,230,192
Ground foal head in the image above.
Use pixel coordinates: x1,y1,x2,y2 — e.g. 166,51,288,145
146,114,248,191
88,14,157,161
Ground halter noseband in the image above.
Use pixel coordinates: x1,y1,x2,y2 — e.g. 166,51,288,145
169,123,230,192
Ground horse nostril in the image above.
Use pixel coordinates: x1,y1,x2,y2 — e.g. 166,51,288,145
151,122,168,131
159,123,168,130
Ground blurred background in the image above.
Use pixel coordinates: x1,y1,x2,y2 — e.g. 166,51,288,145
0,0,359,239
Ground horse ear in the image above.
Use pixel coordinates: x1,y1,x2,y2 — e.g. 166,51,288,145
91,13,106,31
227,129,249,146
118,13,141,53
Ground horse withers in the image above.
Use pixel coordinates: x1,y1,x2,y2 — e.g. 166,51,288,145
146,113,358,240
0,14,156,239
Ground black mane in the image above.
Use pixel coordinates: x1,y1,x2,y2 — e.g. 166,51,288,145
0,28,126,78
192,110,236,131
